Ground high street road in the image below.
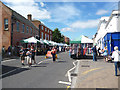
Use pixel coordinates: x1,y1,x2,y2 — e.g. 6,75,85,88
2,52,75,88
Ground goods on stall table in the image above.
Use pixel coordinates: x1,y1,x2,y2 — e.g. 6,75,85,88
45,51,58,59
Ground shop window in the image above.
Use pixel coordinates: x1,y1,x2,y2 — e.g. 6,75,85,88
4,19,8,30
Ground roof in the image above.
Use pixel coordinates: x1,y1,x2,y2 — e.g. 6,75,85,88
1,1,39,30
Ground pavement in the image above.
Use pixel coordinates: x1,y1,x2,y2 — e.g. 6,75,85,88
71,57,120,89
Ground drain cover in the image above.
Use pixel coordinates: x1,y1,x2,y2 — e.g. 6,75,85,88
81,65,90,67
71,73,77,76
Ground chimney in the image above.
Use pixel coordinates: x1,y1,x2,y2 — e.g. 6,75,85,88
27,14,32,21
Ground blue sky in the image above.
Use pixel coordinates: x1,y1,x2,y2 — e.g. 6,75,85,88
2,0,118,40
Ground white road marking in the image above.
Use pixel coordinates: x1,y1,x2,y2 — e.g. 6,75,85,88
1,59,52,78
59,60,78,86
0,68,19,77
58,81,71,85
2,59,18,63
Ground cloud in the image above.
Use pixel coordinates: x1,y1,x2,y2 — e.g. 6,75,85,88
70,19,100,29
60,19,99,32
48,3,80,23
61,27,73,32
96,9,109,15
40,2,45,7
2,0,51,20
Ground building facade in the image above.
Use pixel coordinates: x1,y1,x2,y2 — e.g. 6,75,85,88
64,36,70,44
0,1,39,52
93,10,120,54
39,24,52,41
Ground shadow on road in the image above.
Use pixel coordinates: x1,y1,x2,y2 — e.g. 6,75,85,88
71,55,104,60
2,65,30,78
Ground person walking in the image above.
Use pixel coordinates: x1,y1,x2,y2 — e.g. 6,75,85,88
103,47,108,61
112,46,120,76
31,46,36,64
51,47,56,62
19,47,25,66
26,49,32,67
8,46,11,56
92,45,97,61
2,46,5,56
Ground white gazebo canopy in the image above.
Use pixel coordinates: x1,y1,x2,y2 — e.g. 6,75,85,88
81,35,93,43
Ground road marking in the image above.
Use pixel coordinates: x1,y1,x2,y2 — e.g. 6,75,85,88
59,60,78,86
82,67,102,75
58,81,71,85
66,85,71,90
1,59,52,78
2,59,18,63
0,68,19,77
67,60,78,82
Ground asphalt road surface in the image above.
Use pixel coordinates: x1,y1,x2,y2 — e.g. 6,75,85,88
2,52,74,88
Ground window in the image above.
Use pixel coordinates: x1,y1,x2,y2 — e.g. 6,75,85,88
26,26,29,33
41,32,43,39
42,26,44,30
45,28,47,32
48,34,49,40
45,34,46,40
50,36,52,40
16,21,19,32
30,28,32,35
48,29,49,33
4,19,8,30
22,24,25,33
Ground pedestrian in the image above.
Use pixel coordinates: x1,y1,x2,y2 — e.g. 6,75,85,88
2,46,5,56
19,47,25,66
103,47,108,61
98,47,101,56
26,49,32,67
31,46,36,64
69,47,72,57
111,46,120,76
8,46,11,56
51,47,57,62
92,45,97,61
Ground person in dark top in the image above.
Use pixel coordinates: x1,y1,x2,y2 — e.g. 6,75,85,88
51,47,57,62
31,46,36,64
19,47,25,66
8,46,12,56
92,45,97,61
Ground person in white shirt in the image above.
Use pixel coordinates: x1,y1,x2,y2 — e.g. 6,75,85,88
112,46,120,76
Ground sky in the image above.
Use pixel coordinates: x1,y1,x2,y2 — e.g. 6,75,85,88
2,0,118,40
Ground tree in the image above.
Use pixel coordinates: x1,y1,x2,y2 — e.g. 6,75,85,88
52,28,64,43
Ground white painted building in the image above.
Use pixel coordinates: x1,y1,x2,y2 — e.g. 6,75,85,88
94,10,120,50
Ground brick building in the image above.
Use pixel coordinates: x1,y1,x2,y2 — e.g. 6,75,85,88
31,19,52,41
64,36,70,44
0,1,39,52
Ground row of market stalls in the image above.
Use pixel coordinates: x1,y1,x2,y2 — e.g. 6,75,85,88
21,37,69,46
21,37,69,55
70,35,93,58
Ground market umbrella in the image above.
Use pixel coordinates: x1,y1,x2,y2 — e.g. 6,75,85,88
21,37,41,43
81,35,93,43
43,39,49,45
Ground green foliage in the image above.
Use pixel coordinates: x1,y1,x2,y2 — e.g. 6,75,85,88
52,28,64,43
